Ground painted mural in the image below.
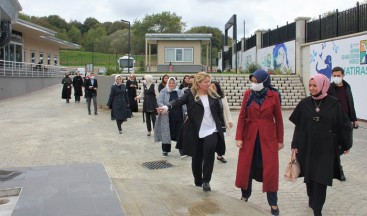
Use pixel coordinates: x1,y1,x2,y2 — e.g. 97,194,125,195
310,34,367,119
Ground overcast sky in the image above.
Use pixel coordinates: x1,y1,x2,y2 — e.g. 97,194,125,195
18,0,357,39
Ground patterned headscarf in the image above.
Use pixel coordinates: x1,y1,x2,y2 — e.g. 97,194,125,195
310,73,330,100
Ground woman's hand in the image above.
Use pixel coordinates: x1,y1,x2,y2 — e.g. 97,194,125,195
291,148,298,153
236,140,243,148
228,122,233,129
134,96,138,101
278,143,284,150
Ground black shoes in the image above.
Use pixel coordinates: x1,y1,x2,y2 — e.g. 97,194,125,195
119,131,122,134
271,206,279,216
340,165,346,181
202,182,211,192
240,197,248,202
217,156,227,163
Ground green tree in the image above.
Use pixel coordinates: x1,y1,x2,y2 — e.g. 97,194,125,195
83,26,107,51
68,25,82,44
82,17,100,33
131,11,186,54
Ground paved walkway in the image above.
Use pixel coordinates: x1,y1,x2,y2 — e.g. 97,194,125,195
0,84,366,216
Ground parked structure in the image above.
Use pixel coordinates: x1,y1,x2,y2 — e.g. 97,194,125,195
145,33,212,72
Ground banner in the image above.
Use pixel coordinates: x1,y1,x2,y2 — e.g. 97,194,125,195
310,34,367,120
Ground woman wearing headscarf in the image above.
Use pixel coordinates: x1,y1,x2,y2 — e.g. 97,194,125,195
154,77,185,157
135,74,159,136
107,75,130,134
126,74,139,113
157,72,225,192
235,69,283,216
61,72,72,103
290,73,352,216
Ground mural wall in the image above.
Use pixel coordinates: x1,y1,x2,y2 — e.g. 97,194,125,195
257,40,296,74
241,47,257,69
310,34,367,119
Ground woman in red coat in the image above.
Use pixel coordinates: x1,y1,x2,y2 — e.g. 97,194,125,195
235,69,284,216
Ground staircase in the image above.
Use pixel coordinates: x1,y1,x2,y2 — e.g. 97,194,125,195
127,74,306,110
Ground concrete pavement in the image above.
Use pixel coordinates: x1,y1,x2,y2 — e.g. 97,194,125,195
0,84,366,216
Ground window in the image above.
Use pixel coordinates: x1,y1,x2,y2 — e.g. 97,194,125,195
30,50,35,63
47,53,51,65
54,55,58,65
39,52,43,64
165,48,193,63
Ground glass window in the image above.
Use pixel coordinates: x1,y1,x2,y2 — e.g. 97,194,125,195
39,52,43,64
165,48,193,63
176,49,183,61
165,48,175,62
15,45,22,62
30,50,35,63
47,53,51,65
9,44,14,61
183,48,193,62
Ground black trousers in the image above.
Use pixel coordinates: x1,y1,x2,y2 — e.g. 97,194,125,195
306,181,327,216
240,160,278,206
192,132,217,186
162,143,171,153
75,95,81,102
145,111,156,132
116,120,123,131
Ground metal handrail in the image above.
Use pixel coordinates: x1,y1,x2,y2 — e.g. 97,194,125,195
0,60,64,78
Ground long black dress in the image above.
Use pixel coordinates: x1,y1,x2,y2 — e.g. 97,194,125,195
126,79,138,112
61,77,72,99
289,95,352,186
107,84,129,121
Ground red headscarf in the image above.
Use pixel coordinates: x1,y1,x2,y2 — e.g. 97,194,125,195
309,73,330,100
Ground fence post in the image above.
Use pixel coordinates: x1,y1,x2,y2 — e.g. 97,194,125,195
336,9,339,37
357,1,360,32
319,15,322,40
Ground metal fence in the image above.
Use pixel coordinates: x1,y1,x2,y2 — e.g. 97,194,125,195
0,60,63,77
306,2,367,43
245,35,256,51
261,22,296,48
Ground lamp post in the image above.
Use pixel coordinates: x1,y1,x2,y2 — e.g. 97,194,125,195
121,19,131,73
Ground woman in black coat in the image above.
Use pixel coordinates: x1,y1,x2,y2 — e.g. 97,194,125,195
72,71,84,103
61,72,72,103
126,74,139,113
107,75,130,134
158,72,226,192
290,73,352,216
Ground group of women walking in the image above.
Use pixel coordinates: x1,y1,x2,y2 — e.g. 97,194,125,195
69,69,353,216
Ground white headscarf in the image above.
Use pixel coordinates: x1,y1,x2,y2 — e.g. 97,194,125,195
114,75,123,86
166,77,177,92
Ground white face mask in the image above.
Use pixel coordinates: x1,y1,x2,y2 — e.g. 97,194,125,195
332,77,343,85
91,76,95,79
250,82,264,92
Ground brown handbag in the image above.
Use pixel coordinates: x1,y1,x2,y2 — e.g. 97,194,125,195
284,150,300,182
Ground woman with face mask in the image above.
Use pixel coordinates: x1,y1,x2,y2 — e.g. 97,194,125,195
154,77,185,157
235,69,284,215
